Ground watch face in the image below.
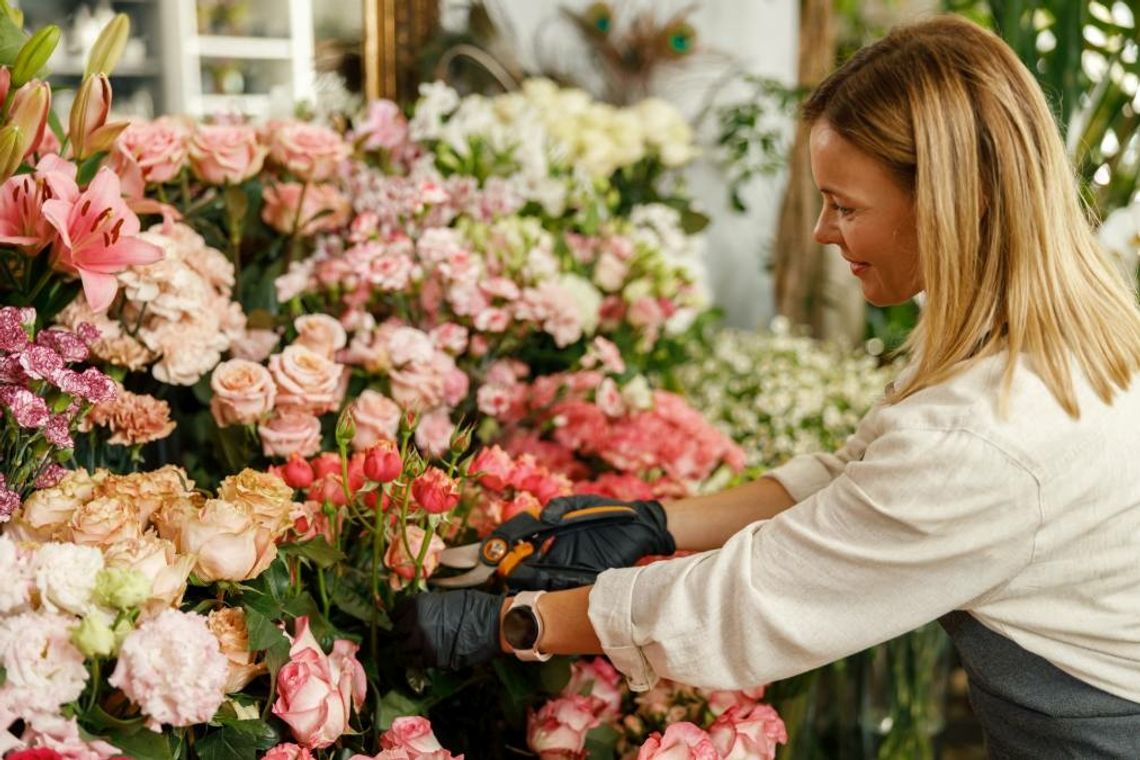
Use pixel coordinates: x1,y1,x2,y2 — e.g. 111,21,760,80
503,606,539,650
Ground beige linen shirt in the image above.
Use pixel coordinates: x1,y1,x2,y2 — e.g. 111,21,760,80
588,352,1140,702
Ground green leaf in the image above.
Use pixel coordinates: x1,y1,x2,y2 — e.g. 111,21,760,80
330,577,389,628
0,664,5,687
280,537,346,568
584,724,621,760
243,604,288,651
106,727,174,760
75,151,108,185
213,717,281,751
538,656,572,694
377,689,425,730
679,208,710,234
196,723,260,760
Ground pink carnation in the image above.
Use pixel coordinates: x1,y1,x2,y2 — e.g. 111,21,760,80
108,609,228,730
0,611,89,723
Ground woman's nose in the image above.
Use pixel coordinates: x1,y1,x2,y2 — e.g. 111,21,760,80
813,209,838,246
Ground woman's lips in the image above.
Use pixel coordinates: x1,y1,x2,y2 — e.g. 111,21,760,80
845,258,870,276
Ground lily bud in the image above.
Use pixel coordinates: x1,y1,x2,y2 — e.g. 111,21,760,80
85,13,130,78
69,73,128,160
6,79,49,157
0,66,10,107
0,125,24,182
12,25,60,87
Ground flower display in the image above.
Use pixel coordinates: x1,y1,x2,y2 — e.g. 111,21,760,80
0,16,794,757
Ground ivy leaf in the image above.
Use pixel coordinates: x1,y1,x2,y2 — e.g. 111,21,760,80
196,723,259,760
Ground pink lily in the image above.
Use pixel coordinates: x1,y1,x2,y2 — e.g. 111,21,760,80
43,166,162,311
0,153,79,255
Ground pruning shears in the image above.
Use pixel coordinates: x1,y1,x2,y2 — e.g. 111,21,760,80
432,502,643,589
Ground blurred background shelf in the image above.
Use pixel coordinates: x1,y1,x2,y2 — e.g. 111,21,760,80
16,0,314,121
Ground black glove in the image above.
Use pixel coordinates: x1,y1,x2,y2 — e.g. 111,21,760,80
501,493,675,591
392,589,504,670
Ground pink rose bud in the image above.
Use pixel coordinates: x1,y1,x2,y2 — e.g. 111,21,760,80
363,439,402,483
281,454,315,489
411,466,460,514
527,695,602,759
309,452,342,480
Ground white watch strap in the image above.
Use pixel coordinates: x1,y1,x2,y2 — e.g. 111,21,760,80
509,590,551,662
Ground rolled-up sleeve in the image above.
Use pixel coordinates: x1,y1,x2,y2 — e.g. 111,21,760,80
764,403,881,502
588,424,1043,691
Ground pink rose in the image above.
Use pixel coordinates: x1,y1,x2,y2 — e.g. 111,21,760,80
703,686,767,717
389,364,446,412
636,722,719,760
115,117,189,184
380,716,446,753
269,344,345,415
273,617,364,749
708,704,787,760
429,323,468,355
562,658,624,721
411,467,459,514
263,744,315,760
268,121,350,182
469,445,514,492
414,408,455,459
262,181,351,235
526,695,601,760
230,328,280,362
259,412,323,459
384,524,446,585
293,314,347,358
188,124,266,185
350,389,401,451
210,358,276,426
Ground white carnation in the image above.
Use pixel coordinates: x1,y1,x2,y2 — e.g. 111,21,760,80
33,542,104,616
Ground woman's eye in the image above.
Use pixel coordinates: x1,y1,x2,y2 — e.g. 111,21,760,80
830,202,853,217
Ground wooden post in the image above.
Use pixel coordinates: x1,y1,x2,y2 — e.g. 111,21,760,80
364,0,441,102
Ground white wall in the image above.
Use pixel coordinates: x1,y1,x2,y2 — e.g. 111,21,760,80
446,0,799,329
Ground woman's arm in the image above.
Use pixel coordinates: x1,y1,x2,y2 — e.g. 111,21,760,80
500,586,602,655
664,476,795,551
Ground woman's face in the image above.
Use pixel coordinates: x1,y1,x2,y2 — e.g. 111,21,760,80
809,122,922,306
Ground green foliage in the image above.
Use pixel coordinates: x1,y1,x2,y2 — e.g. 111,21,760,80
943,0,1140,214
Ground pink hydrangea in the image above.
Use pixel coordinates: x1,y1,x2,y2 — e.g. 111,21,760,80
108,609,229,730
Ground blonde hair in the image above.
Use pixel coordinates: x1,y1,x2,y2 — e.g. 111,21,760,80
802,15,1140,417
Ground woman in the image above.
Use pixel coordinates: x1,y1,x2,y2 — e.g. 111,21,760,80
397,15,1140,756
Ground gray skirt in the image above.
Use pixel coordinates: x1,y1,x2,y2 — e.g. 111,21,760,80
939,611,1140,759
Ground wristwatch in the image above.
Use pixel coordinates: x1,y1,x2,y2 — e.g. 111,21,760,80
502,590,551,662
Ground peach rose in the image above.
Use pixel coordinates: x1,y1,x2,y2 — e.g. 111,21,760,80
217,469,295,535
207,607,266,693
103,531,195,612
268,122,350,182
188,124,267,185
384,525,446,586
148,491,205,543
12,468,97,541
94,465,195,526
115,117,189,184
175,498,277,582
269,345,345,415
230,328,280,362
66,496,143,549
262,182,351,236
349,390,401,451
293,314,346,359
259,412,323,459
210,359,277,426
